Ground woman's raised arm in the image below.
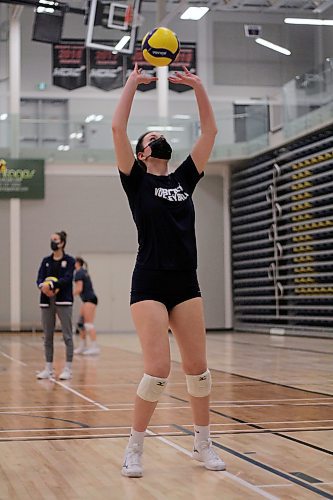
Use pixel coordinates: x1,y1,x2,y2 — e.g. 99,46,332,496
112,63,158,174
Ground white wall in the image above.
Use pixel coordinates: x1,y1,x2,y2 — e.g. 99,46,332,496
11,164,226,332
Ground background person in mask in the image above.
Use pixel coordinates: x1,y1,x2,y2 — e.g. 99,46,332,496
112,64,225,478
36,231,75,380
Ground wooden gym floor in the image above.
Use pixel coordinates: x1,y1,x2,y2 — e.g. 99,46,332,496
0,331,332,499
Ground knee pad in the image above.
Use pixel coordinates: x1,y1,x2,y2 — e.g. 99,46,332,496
136,373,168,402
186,369,211,397
84,322,94,332
77,317,84,329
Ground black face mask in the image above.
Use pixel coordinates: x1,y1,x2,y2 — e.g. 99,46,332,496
147,137,172,160
51,240,60,251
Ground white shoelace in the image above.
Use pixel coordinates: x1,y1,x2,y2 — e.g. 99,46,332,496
197,439,221,462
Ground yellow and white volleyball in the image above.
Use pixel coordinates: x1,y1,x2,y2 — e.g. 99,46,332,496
142,27,180,67
43,276,59,292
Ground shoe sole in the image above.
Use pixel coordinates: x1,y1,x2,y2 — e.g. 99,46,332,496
193,454,226,471
121,469,143,478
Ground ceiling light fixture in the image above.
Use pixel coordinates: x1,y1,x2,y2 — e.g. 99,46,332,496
180,7,209,20
284,17,333,25
36,6,55,13
255,37,291,56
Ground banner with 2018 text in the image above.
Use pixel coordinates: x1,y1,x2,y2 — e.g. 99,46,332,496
52,40,196,92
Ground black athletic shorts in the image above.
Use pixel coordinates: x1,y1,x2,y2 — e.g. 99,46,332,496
83,296,98,305
130,267,201,312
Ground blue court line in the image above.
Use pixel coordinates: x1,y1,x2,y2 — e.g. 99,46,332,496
168,393,333,456
172,424,333,499
225,370,333,398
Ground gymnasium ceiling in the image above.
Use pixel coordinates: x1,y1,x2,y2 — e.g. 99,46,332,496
2,0,333,15
66,0,333,14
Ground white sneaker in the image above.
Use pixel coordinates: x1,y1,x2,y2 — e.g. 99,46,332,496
36,368,54,379
193,439,226,471
59,367,72,380
74,345,87,354
82,346,100,355
121,444,143,478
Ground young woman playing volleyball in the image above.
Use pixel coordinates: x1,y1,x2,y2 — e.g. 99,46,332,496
112,63,225,477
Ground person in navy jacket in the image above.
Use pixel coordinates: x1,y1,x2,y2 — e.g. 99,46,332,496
36,231,75,380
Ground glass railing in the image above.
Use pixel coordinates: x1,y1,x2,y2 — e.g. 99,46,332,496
283,56,333,139
3,56,333,165
0,111,270,163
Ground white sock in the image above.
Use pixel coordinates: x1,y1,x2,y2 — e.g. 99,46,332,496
90,340,97,348
128,428,145,450
194,425,210,444
65,362,72,370
80,339,87,347
46,362,53,371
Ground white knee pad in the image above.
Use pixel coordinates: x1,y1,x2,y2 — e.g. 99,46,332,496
84,322,94,332
186,369,211,397
136,373,168,402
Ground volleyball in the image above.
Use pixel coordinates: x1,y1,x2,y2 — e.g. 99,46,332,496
142,27,180,67
43,276,59,292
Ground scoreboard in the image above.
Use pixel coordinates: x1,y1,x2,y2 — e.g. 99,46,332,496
231,125,333,336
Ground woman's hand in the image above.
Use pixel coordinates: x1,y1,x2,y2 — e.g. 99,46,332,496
129,63,158,86
41,284,56,297
168,66,201,89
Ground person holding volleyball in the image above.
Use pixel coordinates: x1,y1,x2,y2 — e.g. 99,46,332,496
112,62,225,477
36,231,75,380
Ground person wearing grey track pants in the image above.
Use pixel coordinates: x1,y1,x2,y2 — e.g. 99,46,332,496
36,230,75,381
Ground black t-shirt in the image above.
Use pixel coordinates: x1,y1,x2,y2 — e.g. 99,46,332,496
74,268,96,302
119,155,203,270
49,258,62,278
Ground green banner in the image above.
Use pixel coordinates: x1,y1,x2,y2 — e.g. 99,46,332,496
0,158,44,199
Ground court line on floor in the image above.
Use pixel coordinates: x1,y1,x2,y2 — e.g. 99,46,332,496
1,396,332,410
169,393,333,456
50,379,109,411
219,370,333,397
209,409,333,455
22,338,333,397
0,350,27,366
173,424,333,500
209,337,333,356
1,408,333,427
145,428,279,500
1,424,332,436
2,426,333,444
3,340,332,460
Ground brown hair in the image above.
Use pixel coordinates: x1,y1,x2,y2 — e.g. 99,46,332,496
135,131,150,171
56,230,67,248
75,257,87,269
